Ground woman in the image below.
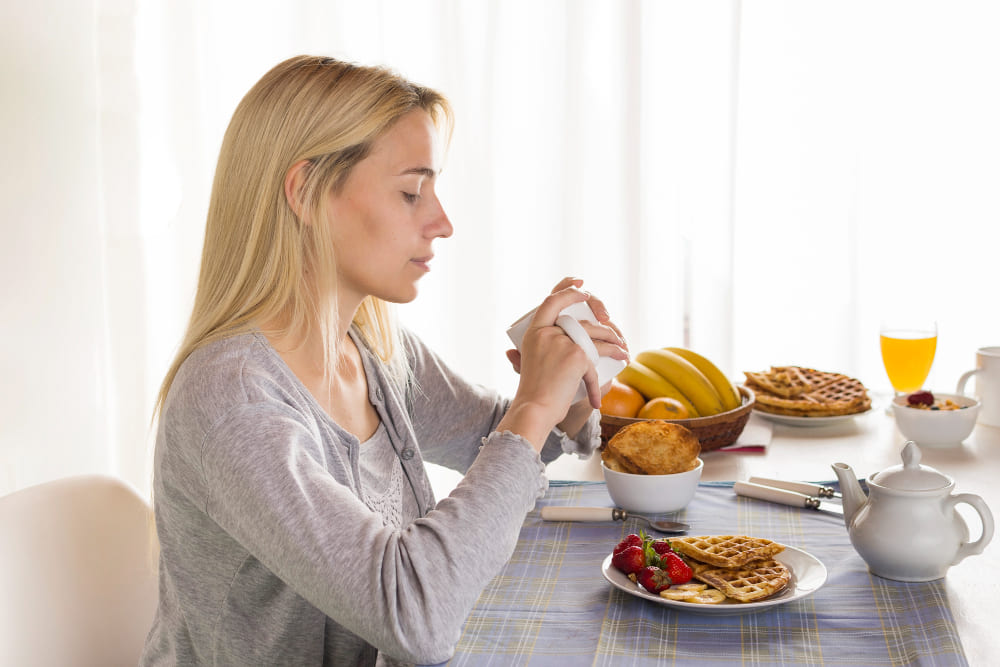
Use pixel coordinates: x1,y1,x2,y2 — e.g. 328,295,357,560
141,55,628,666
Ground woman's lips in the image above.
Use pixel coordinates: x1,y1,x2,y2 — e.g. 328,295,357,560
411,255,433,271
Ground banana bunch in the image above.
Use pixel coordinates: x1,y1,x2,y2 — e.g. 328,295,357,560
617,347,741,418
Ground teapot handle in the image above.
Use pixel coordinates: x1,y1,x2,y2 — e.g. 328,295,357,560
948,493,995,565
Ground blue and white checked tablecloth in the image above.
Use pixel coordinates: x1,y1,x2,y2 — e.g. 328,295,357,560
429,481,967,667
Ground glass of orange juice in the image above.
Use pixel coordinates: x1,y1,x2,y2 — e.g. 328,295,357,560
879,320,937,395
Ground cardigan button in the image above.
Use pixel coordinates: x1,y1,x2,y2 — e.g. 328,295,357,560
400,448,415,460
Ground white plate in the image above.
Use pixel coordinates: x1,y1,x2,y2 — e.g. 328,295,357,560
752,408,873,427
601,544,827,615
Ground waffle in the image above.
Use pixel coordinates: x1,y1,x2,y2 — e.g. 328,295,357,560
669,535,785,568
684,559,715,577
744,366,871,417
743,366,838,397
694,559,791,602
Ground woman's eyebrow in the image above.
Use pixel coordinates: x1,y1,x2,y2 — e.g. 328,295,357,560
398,166,438,178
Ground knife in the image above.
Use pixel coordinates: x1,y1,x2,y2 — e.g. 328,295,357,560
748,476,841,499
734,481,844,516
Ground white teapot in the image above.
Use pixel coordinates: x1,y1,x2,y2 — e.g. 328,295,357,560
832,441,994,582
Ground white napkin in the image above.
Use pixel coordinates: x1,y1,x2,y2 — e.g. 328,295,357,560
717,413,773,453
506,302,626,403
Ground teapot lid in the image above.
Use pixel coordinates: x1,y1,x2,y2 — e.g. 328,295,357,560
871,441,952,491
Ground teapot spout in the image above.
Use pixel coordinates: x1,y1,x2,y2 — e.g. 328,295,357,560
832,462,867,527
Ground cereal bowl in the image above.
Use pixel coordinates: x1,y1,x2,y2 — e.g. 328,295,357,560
601,457,703,514
891,392,980,447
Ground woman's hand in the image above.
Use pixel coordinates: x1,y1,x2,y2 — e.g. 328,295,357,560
499,278,628,449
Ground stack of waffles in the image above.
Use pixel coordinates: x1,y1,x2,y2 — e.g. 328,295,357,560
669,535,791,603
743,366,871,417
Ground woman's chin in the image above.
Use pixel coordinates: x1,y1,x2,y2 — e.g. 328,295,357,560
378,285,420,305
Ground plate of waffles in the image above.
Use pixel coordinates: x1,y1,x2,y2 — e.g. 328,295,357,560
742,366,872,426
601,535,827,615
753,410,873,427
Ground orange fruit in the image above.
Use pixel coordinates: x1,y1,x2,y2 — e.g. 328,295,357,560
600,380,646,418
637,397,690,420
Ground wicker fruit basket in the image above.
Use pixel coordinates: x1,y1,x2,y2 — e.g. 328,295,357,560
599,385,756,452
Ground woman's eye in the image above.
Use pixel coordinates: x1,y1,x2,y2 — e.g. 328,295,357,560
402,192,420,204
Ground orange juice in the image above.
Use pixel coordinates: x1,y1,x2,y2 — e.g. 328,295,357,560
880,331,937,393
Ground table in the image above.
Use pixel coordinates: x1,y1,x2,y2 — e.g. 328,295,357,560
430,481,967,666
429,404,998,665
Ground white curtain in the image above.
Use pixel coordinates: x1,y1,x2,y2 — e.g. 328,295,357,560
733,1,1000,391
3,0,998,498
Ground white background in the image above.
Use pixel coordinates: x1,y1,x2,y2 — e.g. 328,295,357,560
2,0,998,496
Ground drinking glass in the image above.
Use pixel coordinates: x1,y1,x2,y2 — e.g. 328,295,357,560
879,320,937,396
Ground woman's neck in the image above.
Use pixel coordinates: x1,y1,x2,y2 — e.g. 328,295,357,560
262,287,362,366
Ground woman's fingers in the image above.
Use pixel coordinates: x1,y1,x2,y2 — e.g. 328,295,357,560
581,364,603,409
583,291,611,322
528,286,590,330
581,291,629,354
513,320,592,409
505,348,522,374
547,278,629,354
549,277,584,294
575,320,628,359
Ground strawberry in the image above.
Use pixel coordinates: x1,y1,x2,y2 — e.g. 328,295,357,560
614,533,643,555
611,545,646,575
907,390,934,407
637,565,673,594
650,540,674,558
662,551,693,585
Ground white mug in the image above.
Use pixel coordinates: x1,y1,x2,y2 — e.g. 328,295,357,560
507,301,626,403
956,346,1000,427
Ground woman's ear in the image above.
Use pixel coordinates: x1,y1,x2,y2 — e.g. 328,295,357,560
284,159,311,220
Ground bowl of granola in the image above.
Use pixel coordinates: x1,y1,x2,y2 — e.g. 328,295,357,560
891,391,979,447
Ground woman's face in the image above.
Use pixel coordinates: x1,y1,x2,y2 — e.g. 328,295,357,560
327,109,452,307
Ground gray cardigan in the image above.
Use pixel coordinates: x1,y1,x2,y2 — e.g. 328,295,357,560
141,329,599,666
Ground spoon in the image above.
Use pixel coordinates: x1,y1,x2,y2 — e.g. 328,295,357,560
540,506,689,534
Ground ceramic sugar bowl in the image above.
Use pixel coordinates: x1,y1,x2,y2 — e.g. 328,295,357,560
832,441,994,582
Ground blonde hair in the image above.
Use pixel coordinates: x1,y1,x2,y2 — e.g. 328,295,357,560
155,55,453,417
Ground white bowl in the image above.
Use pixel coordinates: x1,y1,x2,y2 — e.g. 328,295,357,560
891,392,980,447
601,458,703,514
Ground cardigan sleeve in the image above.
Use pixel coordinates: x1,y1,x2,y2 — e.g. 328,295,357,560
399,328,601,474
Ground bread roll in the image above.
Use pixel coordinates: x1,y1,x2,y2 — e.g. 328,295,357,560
601,420,700,475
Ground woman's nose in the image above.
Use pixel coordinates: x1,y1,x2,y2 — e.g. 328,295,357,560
427,196,453,239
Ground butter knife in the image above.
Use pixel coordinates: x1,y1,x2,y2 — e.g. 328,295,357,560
539,506,689,533
748,476,841,499
734,481,844,516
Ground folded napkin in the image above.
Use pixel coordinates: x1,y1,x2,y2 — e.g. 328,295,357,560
717,413,772,453
507,302,626,403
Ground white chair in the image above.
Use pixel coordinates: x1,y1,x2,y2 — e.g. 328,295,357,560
0,474,159,666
